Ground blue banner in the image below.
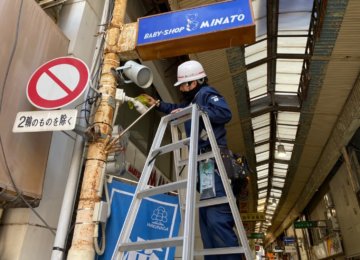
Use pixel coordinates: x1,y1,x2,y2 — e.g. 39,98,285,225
96,179,181,260
137,0,254,45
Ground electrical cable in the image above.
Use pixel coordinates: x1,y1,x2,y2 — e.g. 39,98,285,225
0,134,56,236
104,176,111,218
75,93,102,125
93,173,111,255
0,0,24,112
93,222,106,255
88,1,115,255
80,0,113,126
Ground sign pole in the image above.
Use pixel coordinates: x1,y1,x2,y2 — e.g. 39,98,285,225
67,0,127,259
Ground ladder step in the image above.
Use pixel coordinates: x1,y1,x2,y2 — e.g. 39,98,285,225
137,180,187,198
194,246,245,256
178,151,214,167
169,113,192,126
151,138,190,156
197,196,229,208
119,237,184,252
162,105,193,123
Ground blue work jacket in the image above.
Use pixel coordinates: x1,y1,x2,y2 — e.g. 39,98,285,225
156,85,232,149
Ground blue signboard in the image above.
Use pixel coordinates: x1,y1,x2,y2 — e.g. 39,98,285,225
283,236,296,244
96,179,181,260
137,0,254,45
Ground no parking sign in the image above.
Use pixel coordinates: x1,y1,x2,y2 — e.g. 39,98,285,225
26,57,89,110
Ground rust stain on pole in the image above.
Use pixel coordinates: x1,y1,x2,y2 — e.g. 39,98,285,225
67,0,128,259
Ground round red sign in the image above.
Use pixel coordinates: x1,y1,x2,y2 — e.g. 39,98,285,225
26,56,89,109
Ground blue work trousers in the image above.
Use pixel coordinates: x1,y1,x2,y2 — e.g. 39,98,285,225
198,172,242,260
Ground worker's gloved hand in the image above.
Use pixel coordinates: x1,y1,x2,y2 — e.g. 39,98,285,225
170,108,183,114
139,94,157,106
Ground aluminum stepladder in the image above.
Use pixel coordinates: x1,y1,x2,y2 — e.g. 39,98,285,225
112,104,252,260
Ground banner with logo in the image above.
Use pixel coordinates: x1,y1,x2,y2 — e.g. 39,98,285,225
96,178,181,260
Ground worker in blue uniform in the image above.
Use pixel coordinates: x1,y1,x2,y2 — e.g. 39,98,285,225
143,60,241,260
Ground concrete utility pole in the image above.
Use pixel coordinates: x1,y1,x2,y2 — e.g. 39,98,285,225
67,0,128,259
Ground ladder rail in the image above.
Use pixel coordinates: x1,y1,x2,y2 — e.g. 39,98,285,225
181,104,199,260
201,110,253,259
111,115,170,260
170,121,187,226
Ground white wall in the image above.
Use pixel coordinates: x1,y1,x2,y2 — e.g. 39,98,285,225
329,163,360,257
0,1,104,259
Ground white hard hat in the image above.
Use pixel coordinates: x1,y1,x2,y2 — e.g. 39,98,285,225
174,60,207,86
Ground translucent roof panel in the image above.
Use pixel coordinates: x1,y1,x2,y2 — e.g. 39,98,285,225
247,63,267,101
270,198,279,207
277,111,300,141
257,179,268,189
276,84,299,94
276,59,303,93
256,164,269,179
267,204,277,211
266,209,275,215
278,111,300,125
274,162,289,170
278,125,298,141
277,35,308,54
273,168,288,178
252,113,270,129
258,197,267,205
270,188,283,198
267,204,276,211
251,0,267,38
258,190,267,199
273,182,284,188
254,126,270,144
266,211,274,216
256,150,269,163
257,164,269,172
257,204,265,212
278,0,313,32
258,200,266,210
245,0,315,231
255,143,269,155
265,215,273,221
257,168,268,180
272,177,286,184
245,40,268,65
272,177,286,188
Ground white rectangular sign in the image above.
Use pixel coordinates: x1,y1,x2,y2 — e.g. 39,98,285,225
13,109,78,133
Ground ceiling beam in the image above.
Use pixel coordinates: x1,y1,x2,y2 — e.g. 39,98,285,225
255,0,280,232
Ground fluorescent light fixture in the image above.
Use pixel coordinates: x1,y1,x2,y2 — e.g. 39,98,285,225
277,144,286,157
